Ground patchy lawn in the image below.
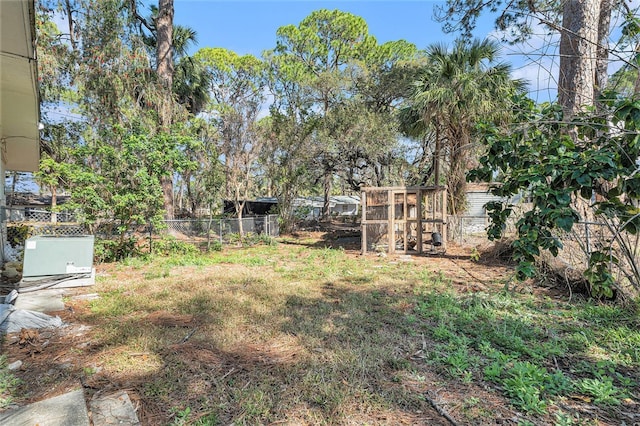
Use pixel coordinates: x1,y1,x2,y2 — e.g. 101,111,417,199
1,233,639,425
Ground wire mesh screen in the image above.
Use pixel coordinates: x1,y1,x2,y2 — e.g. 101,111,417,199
30,224,87,237
365,190,389,221
4,206,86,248
448,216,489,245
5,211,279,251
4,207,78,223
157,215,280,243
364,223,389,252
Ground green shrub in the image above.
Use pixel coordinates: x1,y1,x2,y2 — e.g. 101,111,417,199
227,232,275,247
6,224,31,247
94,237,140,263
151,236,199,256
207,240,223,252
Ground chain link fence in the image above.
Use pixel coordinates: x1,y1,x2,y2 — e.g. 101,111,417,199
4,207,86,246
448,213,612,255
5,207,78,223
448,215,490,245
153,215,280,244
448,212,639,296
448,211,528,246
4,206,279,252
554,220,640,296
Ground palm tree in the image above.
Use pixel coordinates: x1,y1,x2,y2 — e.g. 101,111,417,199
173,52,212,115
135,6,213,218
401,39,526,214
138,8,212,115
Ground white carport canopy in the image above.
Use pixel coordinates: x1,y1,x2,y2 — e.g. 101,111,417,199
0,0,40,172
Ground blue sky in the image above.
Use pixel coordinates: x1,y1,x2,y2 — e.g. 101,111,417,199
173,1,466,56
170,0,640,104
169,0,564,102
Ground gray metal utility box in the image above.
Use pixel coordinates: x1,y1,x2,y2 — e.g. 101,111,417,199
22,235,95,278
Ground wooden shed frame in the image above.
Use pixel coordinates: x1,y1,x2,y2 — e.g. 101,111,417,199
361,186,447,255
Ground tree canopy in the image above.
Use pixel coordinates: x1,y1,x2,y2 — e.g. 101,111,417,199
30,1,640,299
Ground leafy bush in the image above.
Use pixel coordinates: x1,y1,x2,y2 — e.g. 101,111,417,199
94,237,140,263
151,236,199,256
6,224,31,247
207,240,223,252
469,94,640,298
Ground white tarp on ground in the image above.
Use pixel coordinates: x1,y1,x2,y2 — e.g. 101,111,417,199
0,304,63,333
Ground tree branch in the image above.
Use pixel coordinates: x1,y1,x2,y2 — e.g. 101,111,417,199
129,0,153,33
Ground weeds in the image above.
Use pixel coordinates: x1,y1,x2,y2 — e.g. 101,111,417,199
169,406,192,425
14,241,637,424
152,237,200,257
577,377,623,405
412,288,639,416
0,355,21,409
226,232,276,247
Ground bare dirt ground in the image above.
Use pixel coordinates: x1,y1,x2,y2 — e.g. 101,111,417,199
291,222,517,290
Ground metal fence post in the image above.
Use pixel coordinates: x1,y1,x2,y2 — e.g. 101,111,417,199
148,221,153,254
584,221,591,255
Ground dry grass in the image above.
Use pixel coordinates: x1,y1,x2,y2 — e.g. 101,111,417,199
1,236,639,425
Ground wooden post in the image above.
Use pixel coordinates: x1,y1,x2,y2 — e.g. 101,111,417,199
264,215,268,237
442,187,448,252
388,189,394,254
403,190,408,253
417,189,423,254
361,190,367,254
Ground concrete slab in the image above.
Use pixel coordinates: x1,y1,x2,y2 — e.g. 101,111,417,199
49,273,96,289
90,391,140,425
13,288,66,312
0,388,90,426
19,271,96,293
72,293,100,302
38,269,96,290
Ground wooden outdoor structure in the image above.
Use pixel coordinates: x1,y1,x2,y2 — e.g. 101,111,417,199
361,186,447,255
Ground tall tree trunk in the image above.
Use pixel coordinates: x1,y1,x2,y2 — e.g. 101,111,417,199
157,0,175,219
434,126,441,186
634,43,640,97
64,0,76,50
51,186,57,224
183,170,196,217
447,137,469,216
235,197,245,240
224,158,231,200
558,0,600,118
595,0,611,111
323,169,332,221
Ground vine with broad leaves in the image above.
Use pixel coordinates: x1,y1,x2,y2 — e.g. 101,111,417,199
469,94,640,299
